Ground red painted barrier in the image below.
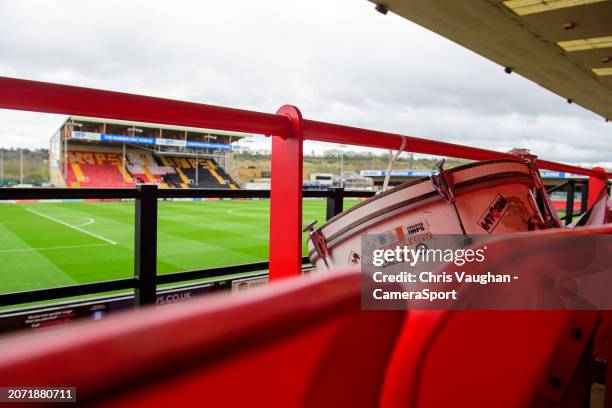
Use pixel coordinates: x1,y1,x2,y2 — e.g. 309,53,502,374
588,167,608,208
0,74,610,280
0,76,608,179
0,77,288,137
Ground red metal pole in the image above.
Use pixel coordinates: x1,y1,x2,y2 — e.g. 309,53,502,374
302,119,515,161
0,76,289,137
303,119,612,179
1,76,610,179
587,166,608,208
269,105,304,280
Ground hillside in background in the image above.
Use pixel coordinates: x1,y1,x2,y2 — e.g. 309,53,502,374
0,148,49,186
0,148,468,187
233,150,469,177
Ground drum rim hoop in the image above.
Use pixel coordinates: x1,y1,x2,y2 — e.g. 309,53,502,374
321,158,529,229
308,170,534,262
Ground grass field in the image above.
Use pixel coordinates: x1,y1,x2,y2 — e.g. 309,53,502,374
0,199,359,294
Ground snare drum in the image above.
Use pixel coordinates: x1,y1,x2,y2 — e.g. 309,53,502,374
306,159,555,270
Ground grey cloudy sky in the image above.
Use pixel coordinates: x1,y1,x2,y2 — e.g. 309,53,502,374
0,0,610,166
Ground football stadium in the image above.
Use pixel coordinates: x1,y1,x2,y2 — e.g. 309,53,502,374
0,115,368,299
1,0,612,407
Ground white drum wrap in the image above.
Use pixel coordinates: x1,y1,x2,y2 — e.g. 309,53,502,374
306,159,554,270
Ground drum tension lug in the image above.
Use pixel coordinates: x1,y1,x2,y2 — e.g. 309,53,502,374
431,160,471,241
303,221,330,269
510,149,561,228
431,159,455,203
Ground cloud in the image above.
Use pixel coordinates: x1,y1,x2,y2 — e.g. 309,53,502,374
0,0,609,165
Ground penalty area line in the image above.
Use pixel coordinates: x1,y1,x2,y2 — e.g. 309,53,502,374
24,208,117,245
0,243,112,254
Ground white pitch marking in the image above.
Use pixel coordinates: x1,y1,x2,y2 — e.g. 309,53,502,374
0,243,112,254
25,208,117,245
75,217,95,227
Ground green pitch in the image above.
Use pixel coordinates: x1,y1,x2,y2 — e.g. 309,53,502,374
0,199,359,295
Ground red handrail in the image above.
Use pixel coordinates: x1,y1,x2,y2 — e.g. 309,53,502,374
0,76,289,137
304,120,515,161
1,75,609,280
1,76,609,178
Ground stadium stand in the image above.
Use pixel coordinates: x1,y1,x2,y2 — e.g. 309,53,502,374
51,116,245,189
67,151,134,188
64,149,237,189
212,159,238,189
126,152,171,188
158,156,238,189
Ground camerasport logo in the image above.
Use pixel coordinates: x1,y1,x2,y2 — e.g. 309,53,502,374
478,194,509,233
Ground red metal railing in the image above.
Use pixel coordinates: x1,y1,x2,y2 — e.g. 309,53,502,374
0,76,609,280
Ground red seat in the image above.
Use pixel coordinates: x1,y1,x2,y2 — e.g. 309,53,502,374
0,271,404,407
382,310,571,408
382,224,612,408
66,151,134,188
1,225,610,407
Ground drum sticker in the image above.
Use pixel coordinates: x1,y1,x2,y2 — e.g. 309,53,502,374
404,220,432,245
348,250,361,265
375,230,401,247
478,194,509,233
406,222,426,235
371,221,433,268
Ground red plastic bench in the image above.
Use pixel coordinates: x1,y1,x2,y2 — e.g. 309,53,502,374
382,224,612,407
0,271,404,407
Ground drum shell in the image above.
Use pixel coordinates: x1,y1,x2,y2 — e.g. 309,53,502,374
307,160,547,270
